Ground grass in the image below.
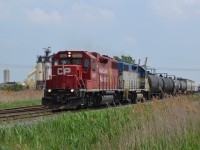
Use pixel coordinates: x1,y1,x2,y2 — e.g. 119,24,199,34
0,90,42,103
0,99,41,110
0,95,199,149
0,90,42,109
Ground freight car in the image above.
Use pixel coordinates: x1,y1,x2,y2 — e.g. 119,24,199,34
147,74,195,98
42,50,195,109
177,78,195,94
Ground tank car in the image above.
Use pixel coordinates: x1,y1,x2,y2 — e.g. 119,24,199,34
147,73,189,98
147,74,196,97
178,78,195,94
42,51,119,109
173,78,181,94
148,74,164,95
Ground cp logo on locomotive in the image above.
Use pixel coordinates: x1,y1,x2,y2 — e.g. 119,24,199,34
57,68,71,75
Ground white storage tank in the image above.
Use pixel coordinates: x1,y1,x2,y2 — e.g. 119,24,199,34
36,56,43,82
4,68,10,83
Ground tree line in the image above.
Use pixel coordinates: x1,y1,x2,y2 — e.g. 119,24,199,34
113,55,135,64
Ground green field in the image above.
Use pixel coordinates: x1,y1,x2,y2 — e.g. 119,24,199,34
0,99,41,110
0,95,200,150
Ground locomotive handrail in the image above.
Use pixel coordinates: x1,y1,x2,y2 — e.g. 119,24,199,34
64,74,85,89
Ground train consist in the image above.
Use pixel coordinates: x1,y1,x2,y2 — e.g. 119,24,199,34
42,50,195,109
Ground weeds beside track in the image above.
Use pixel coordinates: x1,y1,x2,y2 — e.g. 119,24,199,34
0,95,199,149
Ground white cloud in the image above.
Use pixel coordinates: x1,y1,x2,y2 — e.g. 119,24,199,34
0,1,115,26
70,3,115,23
150,0,200,19
26,8,62,25
25,3,115,26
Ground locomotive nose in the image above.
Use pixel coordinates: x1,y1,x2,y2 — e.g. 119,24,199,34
52,65,82,89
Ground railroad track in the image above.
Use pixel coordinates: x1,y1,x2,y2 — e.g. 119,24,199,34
0,103,127,124
0,105,53,123
0,98,163,124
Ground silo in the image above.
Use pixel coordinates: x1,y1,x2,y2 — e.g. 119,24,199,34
36,56,44,89
4,68,10,83
36,56,43,82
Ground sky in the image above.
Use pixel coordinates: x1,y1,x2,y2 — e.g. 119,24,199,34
0,0,200,85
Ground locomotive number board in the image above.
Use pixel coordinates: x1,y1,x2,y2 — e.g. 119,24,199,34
60,54,67,58
72,53,82,58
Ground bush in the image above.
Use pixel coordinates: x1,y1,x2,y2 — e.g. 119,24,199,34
0,83,25,92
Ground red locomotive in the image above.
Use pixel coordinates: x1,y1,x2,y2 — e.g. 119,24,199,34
42,50,119,109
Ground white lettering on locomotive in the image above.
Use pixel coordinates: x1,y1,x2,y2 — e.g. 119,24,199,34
92,73,96,78
100,76,108,82
99,69,108,74
57,68,71,75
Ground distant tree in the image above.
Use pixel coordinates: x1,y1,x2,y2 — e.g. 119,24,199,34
10,83,24,91
0,83,24,91
113,56,121,61
113,55,135,63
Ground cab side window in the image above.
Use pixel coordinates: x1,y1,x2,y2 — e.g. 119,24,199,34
92,60,96,71
84,59,90,69
53,59,58,66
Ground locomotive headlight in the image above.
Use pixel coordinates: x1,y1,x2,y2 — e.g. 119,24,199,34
71,89,74,92
48,89,52,92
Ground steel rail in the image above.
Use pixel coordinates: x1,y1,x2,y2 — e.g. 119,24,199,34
0,105,52,123
0,105,44,114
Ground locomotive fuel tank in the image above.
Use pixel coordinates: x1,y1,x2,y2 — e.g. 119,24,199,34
161,77,174,93
148,74,164,93
95,95,114,105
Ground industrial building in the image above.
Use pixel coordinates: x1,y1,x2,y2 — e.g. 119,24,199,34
25,47,53,89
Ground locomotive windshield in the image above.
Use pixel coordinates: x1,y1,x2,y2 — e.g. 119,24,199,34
60,58,82,65
71,58,82,65
61,59,70,64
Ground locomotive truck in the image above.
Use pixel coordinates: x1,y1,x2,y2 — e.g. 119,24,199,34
42,50,195,109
